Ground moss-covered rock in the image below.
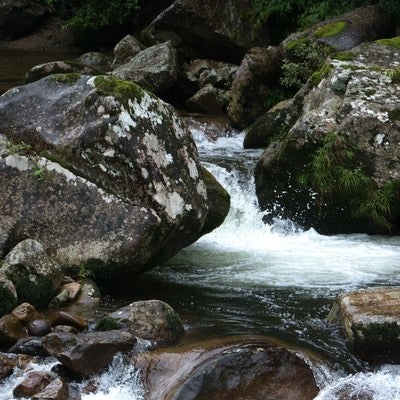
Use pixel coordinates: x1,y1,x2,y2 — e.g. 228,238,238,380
0,239,62,308
255,41,400,234
375,36,400,49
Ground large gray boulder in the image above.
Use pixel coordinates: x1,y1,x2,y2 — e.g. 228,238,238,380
255,40,400,234
0,239,63,307
112,41,178,95
0,0,50,40
141,0,269,63
0,74,220,279
328,287,400,363
111,34,143,69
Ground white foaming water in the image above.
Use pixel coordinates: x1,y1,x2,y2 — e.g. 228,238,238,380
315,365,400,400
81,354,144,400
189,123,400,290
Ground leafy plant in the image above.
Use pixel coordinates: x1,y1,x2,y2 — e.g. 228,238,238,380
299,132,394,231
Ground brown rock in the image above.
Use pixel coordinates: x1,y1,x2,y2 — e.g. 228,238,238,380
136,337,318,400
0,352,33,379
46,311,87,331
11,302,43,324
42,330,136,376
328,287,400,363
0,314,27,347
32,378,70,400
13,370,55,398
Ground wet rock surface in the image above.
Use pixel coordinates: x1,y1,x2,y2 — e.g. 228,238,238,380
136,337,319,400
328,287,400,363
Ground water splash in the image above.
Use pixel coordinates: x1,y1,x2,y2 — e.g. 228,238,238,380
315,365,400,399
81,353,144,400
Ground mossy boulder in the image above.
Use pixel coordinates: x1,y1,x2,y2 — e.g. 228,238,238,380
0,239,62,308
255,41,400,234
0,74,219,279
328,288,400,363
112,41,178,96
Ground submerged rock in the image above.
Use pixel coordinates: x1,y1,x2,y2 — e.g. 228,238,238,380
328,287,400,363
135,337,319,400
0,74,223,278
255,40,400,234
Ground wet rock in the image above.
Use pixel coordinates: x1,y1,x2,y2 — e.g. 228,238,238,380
60,283,81,303
0,239,63,307
185,84,227,115
69,279,100,310
111,34,143,68
49,290,70,309
112,41,178,95
109,299,184,343
0,74,211,279
31,378,70,400
11,302,43,324
13,370,55,398
141,0,269,63
53,325,78,334
328,287,400,363
9,337,47,357
135,337,318,400
0,314,27,347
27,319,52,336
46,311,87,331
43,330,136,376
0,0,50,40
0,274,17,317
255,41,400,234
0,352,33,379
199,167,230,235
25,61,102,83
228,46,282,127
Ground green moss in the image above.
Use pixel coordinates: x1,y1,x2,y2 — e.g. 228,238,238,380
313,21,346,38
49,73,81,85
376,36,400,49
309,62,333,86
388,108,400,121
383,67,400,83
332,51,354,61
95,316,120,331
5,141,32,156
94,75,145,105
285,36,308,51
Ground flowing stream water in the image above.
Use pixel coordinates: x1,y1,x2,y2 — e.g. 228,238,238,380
1,105,400,397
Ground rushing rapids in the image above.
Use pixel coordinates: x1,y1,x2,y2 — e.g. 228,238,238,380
1,118,400,399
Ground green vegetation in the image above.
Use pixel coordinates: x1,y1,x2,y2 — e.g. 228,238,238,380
280,40,329,89
94,76,145,105
299,132,395,231
332,51,355,61
42,0,140,46
383,67,400,83
95,316,120,331
313,21,346,38
309,62,333,87
49,73,81,85
375,36,400,49
250,0,400,38
5,141,32,156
